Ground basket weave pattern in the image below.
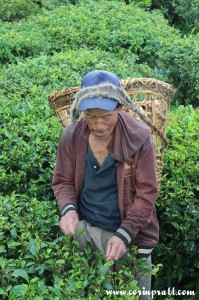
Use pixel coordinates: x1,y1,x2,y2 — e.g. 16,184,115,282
48,78,176,189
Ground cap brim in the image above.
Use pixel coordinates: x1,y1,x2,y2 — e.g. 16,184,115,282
79,97,118,111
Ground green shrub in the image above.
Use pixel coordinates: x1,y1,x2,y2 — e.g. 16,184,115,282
0,0,40,22
151,0,199,34
41,0,77,9
1,0,198,106
156,34,199,107
0,1,177,63
153,105,199,295
0,0,198,297
172,0,199,34
124,0,152,8
0,193,149,299
0,22,52,64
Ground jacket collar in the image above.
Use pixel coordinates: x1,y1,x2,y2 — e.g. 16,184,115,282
108,111,151,162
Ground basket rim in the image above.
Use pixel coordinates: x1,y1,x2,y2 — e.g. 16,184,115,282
48,77,176,148
48,77,176,104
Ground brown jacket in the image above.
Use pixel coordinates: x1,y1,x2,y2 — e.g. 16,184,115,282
52,111,159,247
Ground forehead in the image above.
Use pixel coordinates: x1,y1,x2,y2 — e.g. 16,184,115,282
84,108,115,116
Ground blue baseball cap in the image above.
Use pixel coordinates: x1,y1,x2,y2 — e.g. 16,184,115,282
79,70,121,111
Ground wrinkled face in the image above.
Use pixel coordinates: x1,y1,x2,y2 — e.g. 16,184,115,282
84,108,121,141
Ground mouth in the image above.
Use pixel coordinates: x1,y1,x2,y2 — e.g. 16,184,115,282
93,130,108,137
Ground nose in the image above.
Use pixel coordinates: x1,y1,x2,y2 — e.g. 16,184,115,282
93,117,106,131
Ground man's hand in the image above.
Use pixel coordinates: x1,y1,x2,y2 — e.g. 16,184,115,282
106,236,127,261
60,210,79,235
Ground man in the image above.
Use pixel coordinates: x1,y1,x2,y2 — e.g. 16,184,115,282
52,70,159,296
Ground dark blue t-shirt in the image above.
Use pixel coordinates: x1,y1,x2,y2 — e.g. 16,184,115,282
78,145,121,231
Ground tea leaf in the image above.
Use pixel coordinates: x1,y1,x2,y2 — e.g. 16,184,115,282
13,269,29,283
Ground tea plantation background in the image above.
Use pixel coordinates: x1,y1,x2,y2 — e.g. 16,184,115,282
0,0,198,299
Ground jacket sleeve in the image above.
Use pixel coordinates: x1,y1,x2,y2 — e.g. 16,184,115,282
52,126,78,212
115,136,158,245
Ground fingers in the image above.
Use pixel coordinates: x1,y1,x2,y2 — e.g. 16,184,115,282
60,218,76,234
59,211,79,235
105,240,112,259
106,246,124,261
106,236,127,261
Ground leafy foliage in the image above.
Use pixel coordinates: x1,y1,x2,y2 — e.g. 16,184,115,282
0,0,198,106
0,194,148,299
0,0,198,298
153,106,199,295
0,0,40,22
151,0,199,34
155,33,199,107
0,2,177,63
124,0,152,8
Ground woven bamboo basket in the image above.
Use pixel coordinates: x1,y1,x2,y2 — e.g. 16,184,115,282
48,78,176,189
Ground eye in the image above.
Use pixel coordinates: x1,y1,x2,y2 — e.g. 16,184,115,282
103,115,111,120
87,115,95,120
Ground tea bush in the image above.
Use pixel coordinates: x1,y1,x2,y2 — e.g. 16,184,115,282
123,0,152,8
153,105,199,295
0,2,178,64
0,0,198,106
154,33,199,107
0,0,75,21
151,0,199,34
0,193,149,299
0,0,40,22
0,0,198,298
